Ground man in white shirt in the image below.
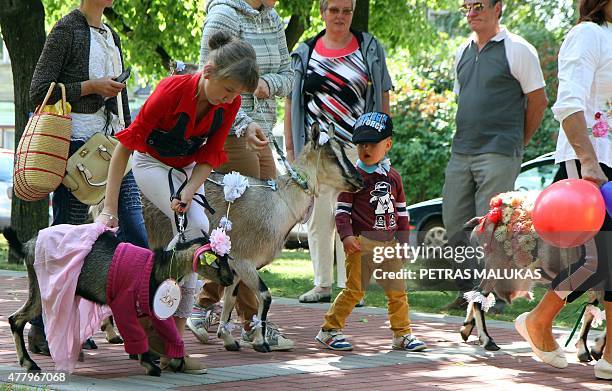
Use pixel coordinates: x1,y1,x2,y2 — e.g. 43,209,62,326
442,0,549,309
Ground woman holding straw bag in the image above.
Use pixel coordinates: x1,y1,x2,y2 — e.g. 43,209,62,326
28,0,147,354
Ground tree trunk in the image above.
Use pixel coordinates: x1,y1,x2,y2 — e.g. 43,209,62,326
0,0,49,262
352,0,369,32
285,14,306,52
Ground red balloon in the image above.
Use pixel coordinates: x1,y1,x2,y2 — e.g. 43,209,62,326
532,179,606,248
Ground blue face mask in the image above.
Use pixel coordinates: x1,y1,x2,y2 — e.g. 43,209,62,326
357,157,391,175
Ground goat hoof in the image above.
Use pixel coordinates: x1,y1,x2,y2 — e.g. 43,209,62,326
591,349,603,361
28,332,50,356
577,351,593,363
460,326,473,342
224,341,241,351
576,339,593,362
483,339,500,351
145,364,162,377
107,336,124,344
24,362,41,372
253,342,271,353
83,337,98,350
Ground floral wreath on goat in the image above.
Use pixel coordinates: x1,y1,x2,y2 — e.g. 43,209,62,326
478,191,539,268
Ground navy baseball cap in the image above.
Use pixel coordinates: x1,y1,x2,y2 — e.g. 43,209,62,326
352,112,393,144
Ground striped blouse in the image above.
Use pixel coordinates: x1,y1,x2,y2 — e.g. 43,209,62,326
304,35,368,143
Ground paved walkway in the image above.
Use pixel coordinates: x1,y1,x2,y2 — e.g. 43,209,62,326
0,270,609,390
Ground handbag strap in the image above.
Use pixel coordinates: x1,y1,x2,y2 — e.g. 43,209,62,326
117,89,125,128
36,82,68,116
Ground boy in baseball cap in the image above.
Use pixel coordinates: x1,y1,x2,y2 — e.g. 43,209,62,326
315,112,427,352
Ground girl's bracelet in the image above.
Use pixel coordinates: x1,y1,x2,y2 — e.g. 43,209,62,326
100,212,118,221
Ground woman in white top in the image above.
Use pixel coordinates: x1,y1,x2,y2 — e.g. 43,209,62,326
29,0,147,357
514,0,612,379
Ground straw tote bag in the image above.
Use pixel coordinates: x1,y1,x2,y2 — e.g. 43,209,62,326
13,82,71,201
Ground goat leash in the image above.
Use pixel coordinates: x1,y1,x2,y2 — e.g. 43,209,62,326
168,167,216,237
563,302,589,347
270,136,312,195
254,96,313,195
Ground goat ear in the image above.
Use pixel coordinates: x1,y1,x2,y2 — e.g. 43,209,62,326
463,217,482,230
309,123,321,149
327,123,335,140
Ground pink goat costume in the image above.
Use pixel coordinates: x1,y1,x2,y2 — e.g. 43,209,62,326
34,223,184,373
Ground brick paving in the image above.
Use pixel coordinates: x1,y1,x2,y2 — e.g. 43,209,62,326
0,270,610,390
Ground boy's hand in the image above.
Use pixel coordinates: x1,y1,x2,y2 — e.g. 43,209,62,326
342,236,361,255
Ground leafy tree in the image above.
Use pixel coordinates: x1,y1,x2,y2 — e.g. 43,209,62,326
388,0,578,204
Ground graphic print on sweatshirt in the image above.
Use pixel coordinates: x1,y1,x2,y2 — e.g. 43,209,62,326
369,181,397,230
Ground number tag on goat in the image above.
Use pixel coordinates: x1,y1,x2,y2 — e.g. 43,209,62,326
153,279,181,320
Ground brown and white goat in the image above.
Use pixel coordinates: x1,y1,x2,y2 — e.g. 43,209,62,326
2,227,234,375
142,123,363,352
459,191,606,362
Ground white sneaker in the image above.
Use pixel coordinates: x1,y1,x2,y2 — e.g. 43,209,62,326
241,321,294,351
186,305,218,344
392,334,427,352
315,329,353,351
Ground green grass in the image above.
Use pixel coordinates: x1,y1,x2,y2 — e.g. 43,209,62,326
0,384,49,391
262,250,597,330
0,235,26,271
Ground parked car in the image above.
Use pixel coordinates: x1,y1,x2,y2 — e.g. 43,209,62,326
407,152,557,248
0,148,13,228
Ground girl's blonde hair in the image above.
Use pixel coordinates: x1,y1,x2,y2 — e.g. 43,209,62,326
205,31,259,93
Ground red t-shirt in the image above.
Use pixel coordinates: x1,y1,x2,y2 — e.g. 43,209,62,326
116,72,241,169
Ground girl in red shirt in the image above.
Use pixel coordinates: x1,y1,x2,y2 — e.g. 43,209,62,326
97,31,258,373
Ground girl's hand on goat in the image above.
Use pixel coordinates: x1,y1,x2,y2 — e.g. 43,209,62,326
245,122,269,151
580,160,608,188
96,210,119,228
342,236,361,255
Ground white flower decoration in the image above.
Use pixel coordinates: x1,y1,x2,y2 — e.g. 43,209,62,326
588,306,606,328
221,321,236,333
463,291,496,312
219,216,233,232
318,131,330,146
250,315,263,329
222,171,249,202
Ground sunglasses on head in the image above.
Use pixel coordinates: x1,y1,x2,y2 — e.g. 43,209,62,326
460,1,486,15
